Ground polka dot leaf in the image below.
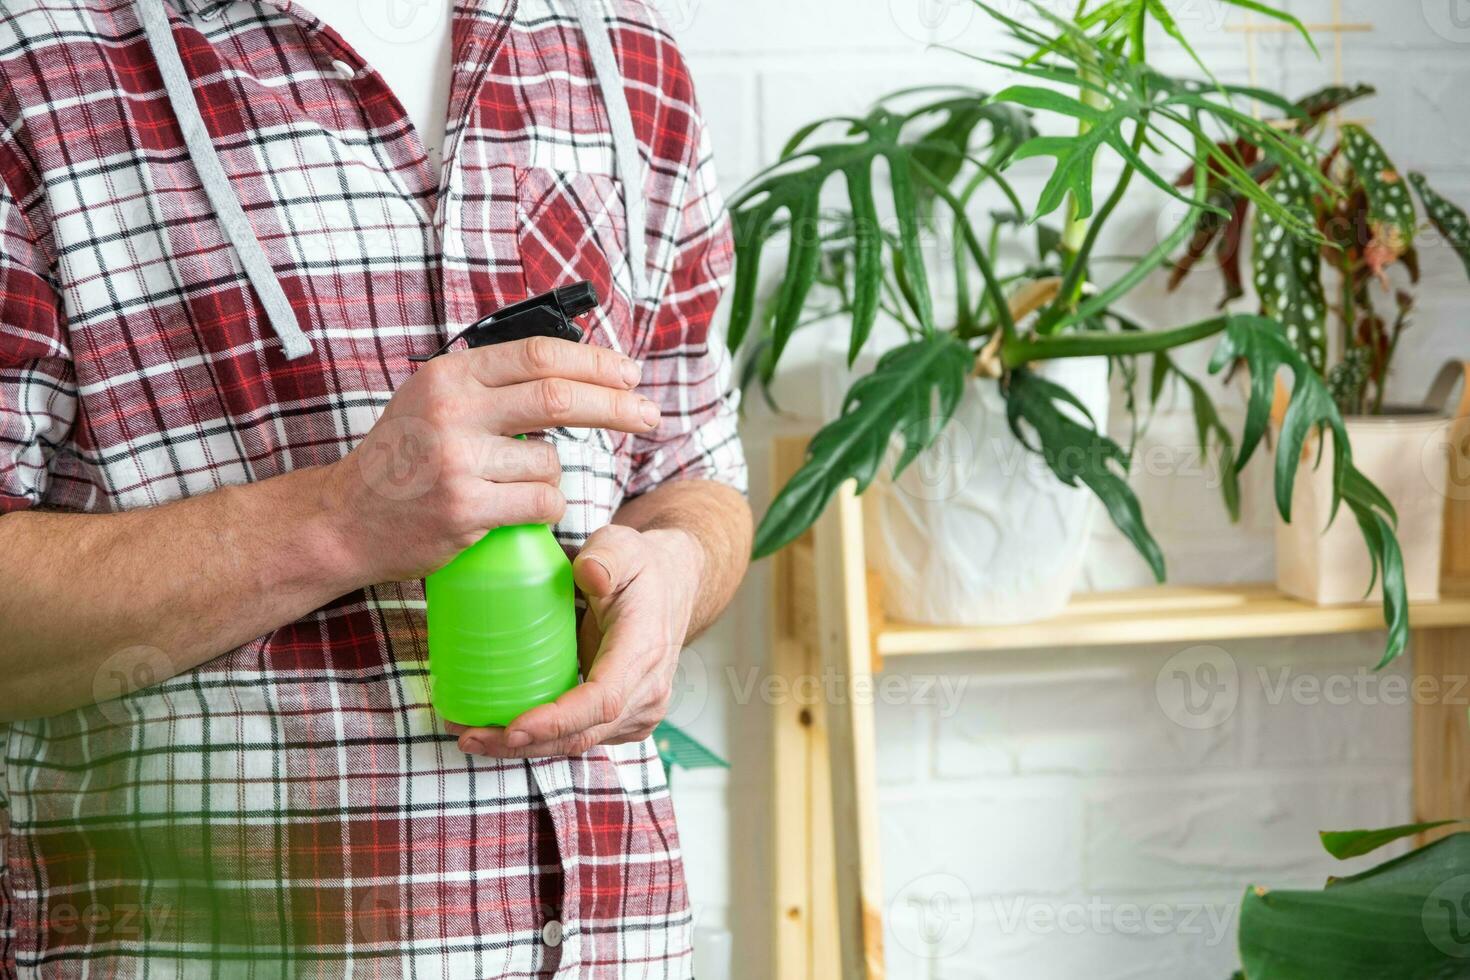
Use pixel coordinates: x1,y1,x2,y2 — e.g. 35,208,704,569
1252,169,1327,373
1408,172,1470,282
1339,124,1417,257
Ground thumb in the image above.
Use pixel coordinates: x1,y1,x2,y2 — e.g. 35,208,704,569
573,524,645,599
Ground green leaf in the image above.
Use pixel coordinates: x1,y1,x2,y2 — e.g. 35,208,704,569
769,193,823,367
1209,315,1343,512
1149,350,1241,521
910,96,1035,191
1207,315,1409,665
1216,0,1319,55
1144,0,1210,79
1322,821,1466,861
1340,124,1417,251
1238,834,1470,979
844,165,883,365
728,92,1028,364
979,2,1327,237
991,84,1105,122
1409,172,1470,282
752,335,972,559
1005,369,1165,581
1344,465,1408,667
1009,132,1108,221
653,722,728,781
1253,168,1329,372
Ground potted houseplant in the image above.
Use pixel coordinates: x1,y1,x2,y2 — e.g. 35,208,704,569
727,0,1419,664
1167,105,1470,605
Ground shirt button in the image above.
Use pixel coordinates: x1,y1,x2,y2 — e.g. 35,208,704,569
541,919,564,948
332,59,357,81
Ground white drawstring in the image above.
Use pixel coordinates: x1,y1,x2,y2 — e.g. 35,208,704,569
575,0,649,307
135,0,314,360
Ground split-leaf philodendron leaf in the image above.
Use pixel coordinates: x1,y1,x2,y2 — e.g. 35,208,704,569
726,92,1033,372
1253,168,1329,372
1005,369,1166,580
752,335,972,559
1209,315,1407,664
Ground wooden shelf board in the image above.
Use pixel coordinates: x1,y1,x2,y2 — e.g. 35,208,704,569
874,583,1470,657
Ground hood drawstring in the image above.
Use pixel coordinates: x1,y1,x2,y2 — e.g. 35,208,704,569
136,0,314,360
575,0,649,306
136,0,648,361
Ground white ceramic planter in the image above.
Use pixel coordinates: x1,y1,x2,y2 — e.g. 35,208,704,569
1275,412,1452,605
867,356,1112,626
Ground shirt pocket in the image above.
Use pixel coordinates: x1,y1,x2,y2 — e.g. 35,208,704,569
514,167,639,546
512,167,638,360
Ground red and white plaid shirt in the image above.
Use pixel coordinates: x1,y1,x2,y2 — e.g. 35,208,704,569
0,0,744,975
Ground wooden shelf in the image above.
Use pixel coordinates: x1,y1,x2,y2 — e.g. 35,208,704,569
771,411,1470,980
874,584,1470,658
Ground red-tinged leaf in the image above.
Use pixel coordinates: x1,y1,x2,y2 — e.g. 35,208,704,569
1216,196,1251,306
1168,195,1231,290
1294,84,1376,124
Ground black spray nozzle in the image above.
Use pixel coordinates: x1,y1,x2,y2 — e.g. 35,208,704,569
411,281,599,362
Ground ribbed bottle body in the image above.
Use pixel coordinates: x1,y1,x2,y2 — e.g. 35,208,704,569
426,523,579,727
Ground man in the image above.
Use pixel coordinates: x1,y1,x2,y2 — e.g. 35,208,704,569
0,0,751,975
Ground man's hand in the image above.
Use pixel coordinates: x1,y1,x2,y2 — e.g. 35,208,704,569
0,336,665,721
449,523,705,758
326,338,659,583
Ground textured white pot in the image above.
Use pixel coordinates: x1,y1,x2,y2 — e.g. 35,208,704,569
867,356,1112,626
1275,412,1452,605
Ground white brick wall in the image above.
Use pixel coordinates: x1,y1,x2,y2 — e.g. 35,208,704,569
661,2,1468,977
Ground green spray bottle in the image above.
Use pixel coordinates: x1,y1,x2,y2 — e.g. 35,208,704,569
413,283,600,728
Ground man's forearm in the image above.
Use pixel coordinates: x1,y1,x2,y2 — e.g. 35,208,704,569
611,478,752,637
0,467,362,721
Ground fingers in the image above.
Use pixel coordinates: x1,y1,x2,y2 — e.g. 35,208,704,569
477,436,561,485
504,678,626,750
437,337,659,435
492,378,660,435
572,524,646,599
445,680,622,759
483,481,567,527
455,336,641,392
450,724,604,759
450,670,668,759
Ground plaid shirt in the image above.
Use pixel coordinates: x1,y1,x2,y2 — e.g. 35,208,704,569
0,0,744,975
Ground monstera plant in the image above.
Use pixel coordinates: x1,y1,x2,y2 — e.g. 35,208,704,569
727,0,1424,663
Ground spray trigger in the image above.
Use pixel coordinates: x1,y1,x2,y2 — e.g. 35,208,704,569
410,281,599,362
